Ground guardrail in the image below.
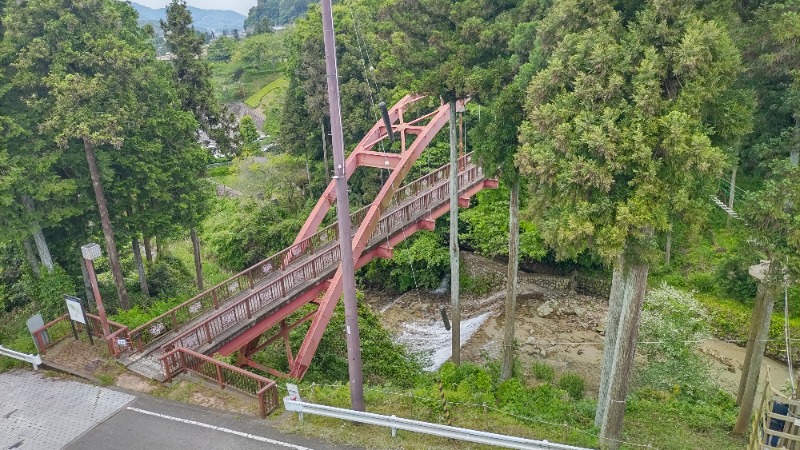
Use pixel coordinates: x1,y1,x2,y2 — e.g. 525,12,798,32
160,347,279,418
283,397,590,450
0,345,42,369
159,155,484,356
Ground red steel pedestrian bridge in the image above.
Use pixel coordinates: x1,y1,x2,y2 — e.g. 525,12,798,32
31,94,497,415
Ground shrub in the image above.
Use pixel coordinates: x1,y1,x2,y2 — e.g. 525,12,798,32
637,284,716,400
358,231,449,293
558,373,585,400
531,361,555,382
716,254,758,302
253,295,422,387
23,265,77,321
147,255,194,299
687,272,717,294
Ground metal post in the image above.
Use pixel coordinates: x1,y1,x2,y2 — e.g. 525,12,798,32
82,246,111,338
320,0,365,412
81,299,94,346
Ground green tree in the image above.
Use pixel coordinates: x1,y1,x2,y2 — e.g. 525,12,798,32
253,16,273,35
518,1,749,446
383,0,521,366
207,36,236,62
239,115,260,155
0,0,81,275
739,1,800,167
3,0,172,310
232,33,285,70
245,0,309,27
160,0,220,290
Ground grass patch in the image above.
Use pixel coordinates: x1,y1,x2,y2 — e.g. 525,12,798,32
151,378,259,416
212,64,282,104
244,76,289,109
169,238,233,288
275,362,745,450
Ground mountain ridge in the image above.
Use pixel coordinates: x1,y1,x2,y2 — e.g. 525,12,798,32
130,2,246,33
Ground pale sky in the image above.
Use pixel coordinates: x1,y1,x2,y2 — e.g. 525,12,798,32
133,0,257,16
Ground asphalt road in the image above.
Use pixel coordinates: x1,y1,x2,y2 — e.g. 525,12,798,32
66,395,355,450
1,370,354,450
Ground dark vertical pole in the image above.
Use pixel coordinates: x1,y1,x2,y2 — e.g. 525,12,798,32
69,314,79,342
320,0,365,411
82,298,94,346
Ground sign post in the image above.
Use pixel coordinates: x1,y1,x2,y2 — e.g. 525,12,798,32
26,314,48,352
65,295,93,346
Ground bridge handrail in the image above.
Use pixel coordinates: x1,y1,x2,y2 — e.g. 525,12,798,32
31,313,129,356
159,156,484,356
129,200,368,351
128,153,475,353
160,347,279,418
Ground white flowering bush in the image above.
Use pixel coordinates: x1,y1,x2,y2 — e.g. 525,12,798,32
636,283,716,399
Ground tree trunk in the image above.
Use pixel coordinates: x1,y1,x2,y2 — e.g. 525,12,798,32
83,136,130,310
665,227,672,266
31,227,54,273
734,282,776,434
599,257,650,449
737,282,766,405
21,195,54,272
132,236,150,297
143,237,153,263
305,152,312,200
791,117,799,167
321,117,330,184
449,99,461,366
501,177,520,380
79,248,95,306
727,166,737,227
190,228,204,291
22,238,40,277
156,237,163,258
595,255,626,427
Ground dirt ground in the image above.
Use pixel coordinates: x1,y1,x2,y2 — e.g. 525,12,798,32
364,252,793,397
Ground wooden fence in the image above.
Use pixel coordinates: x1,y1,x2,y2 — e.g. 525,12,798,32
749,369,800,449
161,347,279,418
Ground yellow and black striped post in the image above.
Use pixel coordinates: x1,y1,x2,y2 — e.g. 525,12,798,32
438,378,452,426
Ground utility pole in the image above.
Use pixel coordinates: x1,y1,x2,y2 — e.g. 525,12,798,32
449,99,461,366
320,0,365,411
734,261,773,434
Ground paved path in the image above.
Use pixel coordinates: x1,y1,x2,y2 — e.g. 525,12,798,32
1,370,134,449
1,370,354,450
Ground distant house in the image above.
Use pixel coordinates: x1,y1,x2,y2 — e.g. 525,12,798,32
156,52,175,61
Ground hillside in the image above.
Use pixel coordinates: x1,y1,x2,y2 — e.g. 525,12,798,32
130,2,245,33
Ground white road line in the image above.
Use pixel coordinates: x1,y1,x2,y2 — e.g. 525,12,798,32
126,407,314,450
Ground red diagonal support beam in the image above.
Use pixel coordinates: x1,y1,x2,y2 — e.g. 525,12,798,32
291,94,425,247
289,98,469,379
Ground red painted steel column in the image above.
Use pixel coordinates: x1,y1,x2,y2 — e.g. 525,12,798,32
321,0,365,412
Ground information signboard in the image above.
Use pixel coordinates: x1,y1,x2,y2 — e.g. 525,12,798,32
65,296,86,324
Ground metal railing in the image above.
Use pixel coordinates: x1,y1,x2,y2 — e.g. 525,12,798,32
283,397,590,450
158,155,484,356
31,313,129,357
0,345,42,369
160,347,279,418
